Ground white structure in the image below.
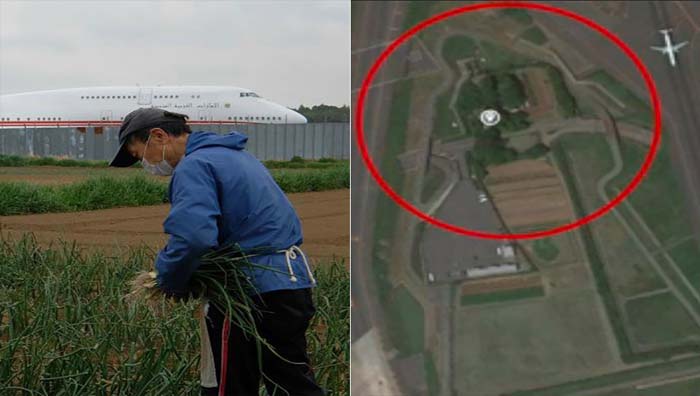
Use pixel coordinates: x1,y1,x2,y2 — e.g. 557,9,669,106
479,108,501,127
497,244,515,260
0,85,307,129
466,263,519,278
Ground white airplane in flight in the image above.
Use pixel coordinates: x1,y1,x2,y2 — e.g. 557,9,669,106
651,29,688,67
0,85,307,129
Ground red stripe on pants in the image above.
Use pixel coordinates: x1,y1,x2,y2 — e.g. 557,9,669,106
218,317,231,396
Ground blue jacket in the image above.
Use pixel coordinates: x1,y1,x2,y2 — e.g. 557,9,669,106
154,131,315,295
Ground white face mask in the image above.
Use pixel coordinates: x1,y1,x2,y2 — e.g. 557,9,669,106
142,134,173,176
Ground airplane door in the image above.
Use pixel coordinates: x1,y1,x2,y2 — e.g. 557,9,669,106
138,88,153,105
100,110,112,121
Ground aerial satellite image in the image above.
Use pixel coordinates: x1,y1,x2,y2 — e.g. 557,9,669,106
351,1,700,395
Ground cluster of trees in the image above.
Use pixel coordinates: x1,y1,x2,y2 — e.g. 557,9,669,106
293,104,349,123
454,73,529,134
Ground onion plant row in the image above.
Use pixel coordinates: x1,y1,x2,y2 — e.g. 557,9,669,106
0,164,349,216
0,235,348,395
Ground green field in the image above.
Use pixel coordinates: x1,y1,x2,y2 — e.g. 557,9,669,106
0,153,344,170
533,238,559,262
520,26,547,45
442,35,478,70
669,239,700,295
586,70,652,127
625,291,700,346
546,65,578,118
386,285,425,357
0,236,349,394
594,377,700,396
501,9,533,25
0,164,349,216
608,139,694,248
553,132,700,362
456,289,617,395
461,286,544,306
507,355,700,396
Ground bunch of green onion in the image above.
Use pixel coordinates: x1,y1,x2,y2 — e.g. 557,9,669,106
126,244,293,383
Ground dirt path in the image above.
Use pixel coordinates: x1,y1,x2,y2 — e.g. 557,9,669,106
0,189,349,264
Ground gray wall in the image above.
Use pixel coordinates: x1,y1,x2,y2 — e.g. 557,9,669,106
0,122,349,161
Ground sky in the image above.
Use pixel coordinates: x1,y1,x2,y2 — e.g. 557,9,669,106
0,0,349,108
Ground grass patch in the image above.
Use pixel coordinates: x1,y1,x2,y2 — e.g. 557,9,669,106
625,292,700,346
424,350,440,396
0,236,348,394
521,26,547,45
586,70,652,127
479,40,533,71
552,137,700,363
668,239,700,295
0,165,349,215
442,35,478,70
533,238,559,262
432,91,461,141
501,9,533,25
386,285,425,357
545,65,578,118
608,139,691,246
460,286,544,306
0,153,346,171
507,355,700,396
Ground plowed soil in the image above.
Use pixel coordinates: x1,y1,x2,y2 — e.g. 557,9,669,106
485,159,574,229
0,189,349,264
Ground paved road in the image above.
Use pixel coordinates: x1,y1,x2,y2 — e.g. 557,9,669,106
350,0,406,348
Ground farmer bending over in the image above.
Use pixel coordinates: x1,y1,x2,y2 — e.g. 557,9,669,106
109,108,325,396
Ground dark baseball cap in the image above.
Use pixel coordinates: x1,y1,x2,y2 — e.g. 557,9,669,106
109,108,189,167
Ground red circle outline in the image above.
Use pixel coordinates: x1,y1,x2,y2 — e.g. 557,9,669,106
355,1,662,240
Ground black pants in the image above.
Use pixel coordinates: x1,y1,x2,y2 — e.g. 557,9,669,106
201,288,325,396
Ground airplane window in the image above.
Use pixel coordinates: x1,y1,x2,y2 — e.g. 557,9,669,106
58,117,61,120
26,117,30,120
176,95,179,98
197,95,200,98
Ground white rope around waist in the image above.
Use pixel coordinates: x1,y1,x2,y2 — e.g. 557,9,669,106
277,245,316,284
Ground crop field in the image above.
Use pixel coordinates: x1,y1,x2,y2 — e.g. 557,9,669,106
0,157,350,394
485,159,573,230
455,289,617,396
553,133,700,362
0,236,349,395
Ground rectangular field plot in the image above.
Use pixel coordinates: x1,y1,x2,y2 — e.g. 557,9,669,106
460,285,544,306
593,376,700,396
455,289,618,396
625,292,700,348
668,238,700,295
591,215,666,298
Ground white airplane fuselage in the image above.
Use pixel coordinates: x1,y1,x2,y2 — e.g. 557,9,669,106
0,85,307,129
652,29,688,67
662,30,677,66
